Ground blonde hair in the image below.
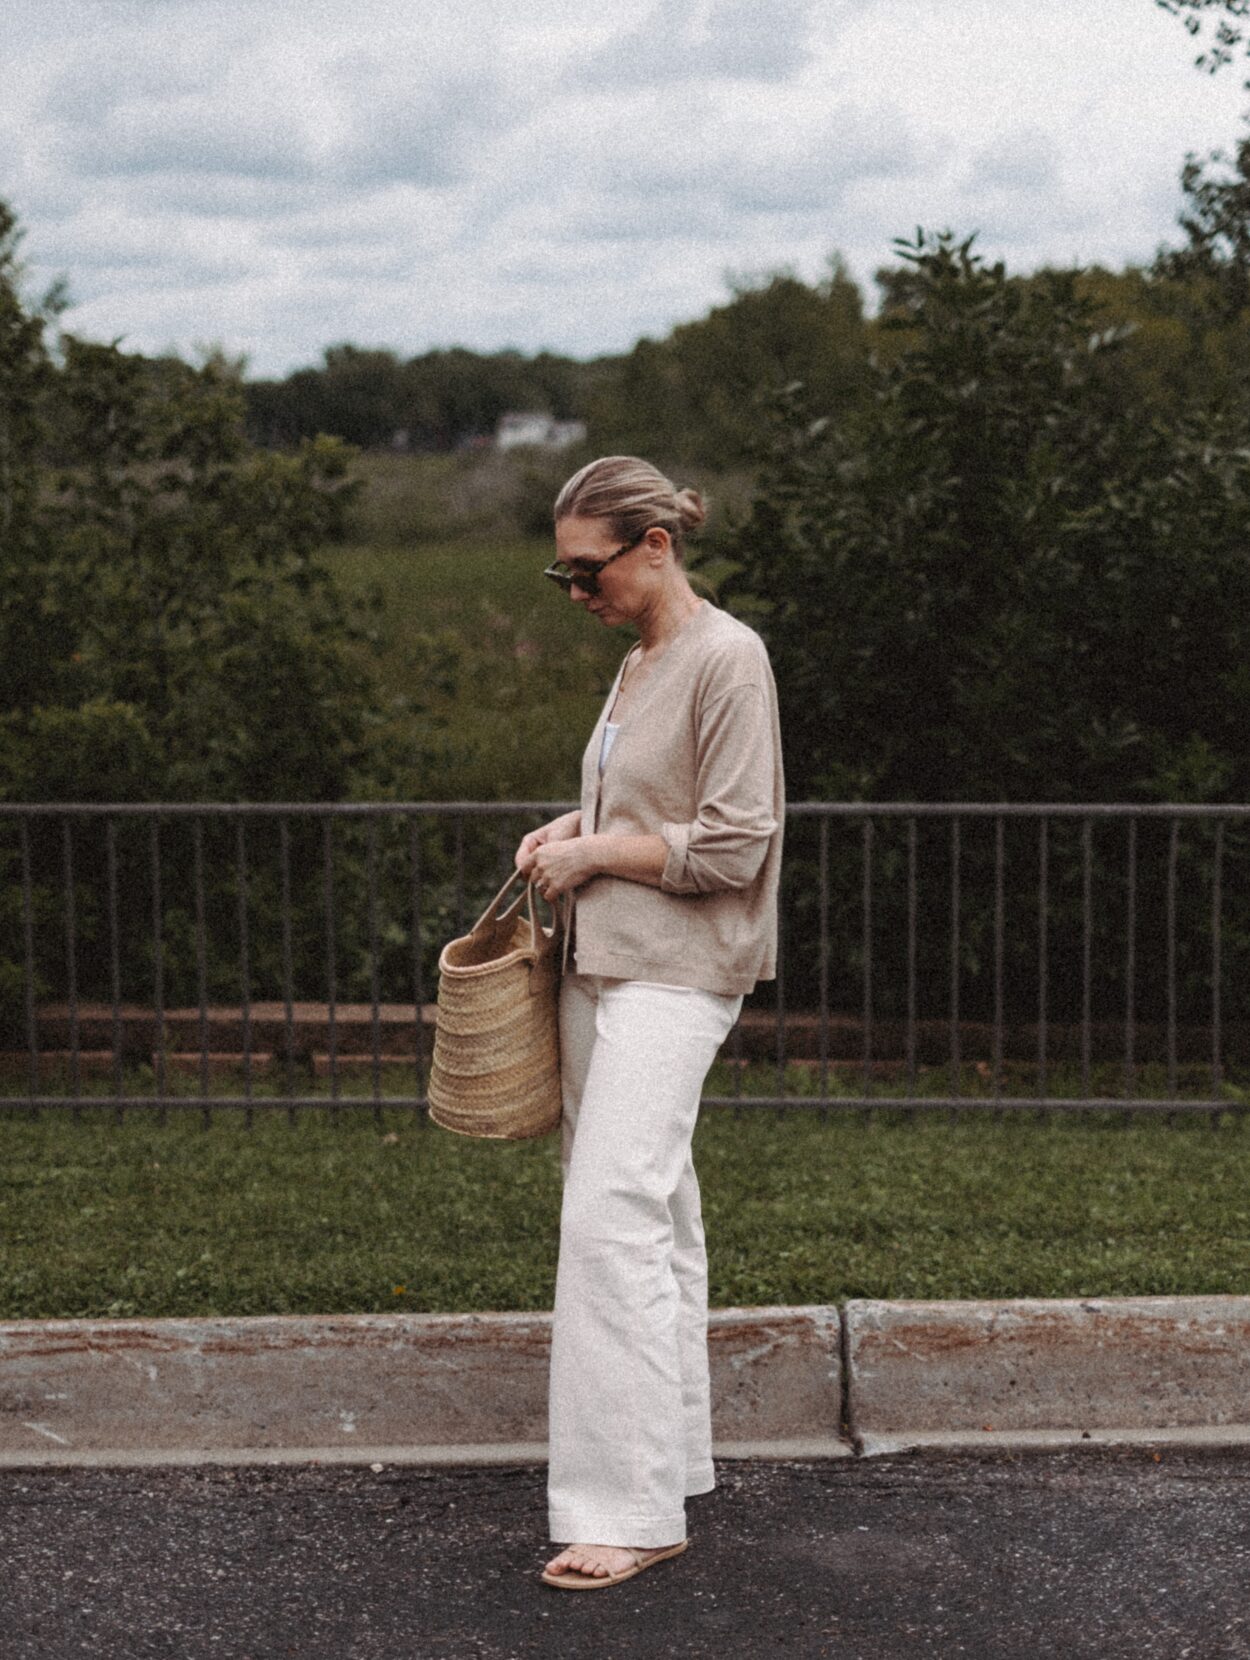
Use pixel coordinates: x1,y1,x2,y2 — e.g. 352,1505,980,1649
553,455,707,558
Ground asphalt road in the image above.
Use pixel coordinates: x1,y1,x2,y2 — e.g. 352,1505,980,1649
4,1447,1249,1660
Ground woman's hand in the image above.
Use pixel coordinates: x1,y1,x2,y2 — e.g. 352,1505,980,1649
528,835,603,899
514,810,581,878
516,818,670,898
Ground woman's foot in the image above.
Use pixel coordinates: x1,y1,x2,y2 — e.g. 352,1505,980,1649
544,1544,639,1581
541,1539,688,1589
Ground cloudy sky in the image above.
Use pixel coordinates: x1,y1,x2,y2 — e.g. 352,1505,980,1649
4,0,1249,378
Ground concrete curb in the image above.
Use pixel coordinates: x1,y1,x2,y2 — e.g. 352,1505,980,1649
844,1295,1250,1454
2,1297,1247,1467
0,1306,846,1468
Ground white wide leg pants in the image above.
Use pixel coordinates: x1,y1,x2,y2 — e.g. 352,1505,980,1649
547,971,743,1548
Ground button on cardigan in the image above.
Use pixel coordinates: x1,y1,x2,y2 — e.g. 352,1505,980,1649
567,599,785,998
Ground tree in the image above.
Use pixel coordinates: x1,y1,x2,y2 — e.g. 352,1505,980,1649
2,341,376,804
0,194,467,815
588,261,870,468
726,228,1250,807
0,203,62,723
1152,125,1250,330
0,203,51,549
1155,0,1250,79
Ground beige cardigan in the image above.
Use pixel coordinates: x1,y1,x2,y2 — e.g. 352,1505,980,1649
566,599,784,997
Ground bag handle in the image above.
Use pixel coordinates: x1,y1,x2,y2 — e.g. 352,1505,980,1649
470,870,564,992
470,870,530,937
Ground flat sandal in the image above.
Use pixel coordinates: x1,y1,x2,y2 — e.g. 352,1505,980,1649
540,1539,689,1590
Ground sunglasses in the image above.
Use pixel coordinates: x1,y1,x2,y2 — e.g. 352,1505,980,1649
542,529,649,596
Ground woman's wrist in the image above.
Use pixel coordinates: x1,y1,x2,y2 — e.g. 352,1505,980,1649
583,832,668,886
545,810,581,842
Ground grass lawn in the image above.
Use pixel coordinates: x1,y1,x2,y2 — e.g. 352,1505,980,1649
3,1064,1249,1320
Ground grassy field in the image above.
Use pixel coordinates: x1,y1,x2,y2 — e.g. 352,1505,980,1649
2,1061,1248,1319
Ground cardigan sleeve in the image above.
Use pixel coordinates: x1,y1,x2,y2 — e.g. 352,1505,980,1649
658,681,779,895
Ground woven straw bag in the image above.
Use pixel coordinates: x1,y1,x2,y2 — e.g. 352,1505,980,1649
428,872,564,1140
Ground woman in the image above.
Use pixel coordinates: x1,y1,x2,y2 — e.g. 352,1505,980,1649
514,455,784,1591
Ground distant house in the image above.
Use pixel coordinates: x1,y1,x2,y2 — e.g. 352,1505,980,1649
495,412,587,452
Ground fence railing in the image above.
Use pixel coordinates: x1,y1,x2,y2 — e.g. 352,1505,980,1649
3,802,1249,1119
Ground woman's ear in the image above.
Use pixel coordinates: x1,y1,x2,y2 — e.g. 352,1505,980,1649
644,526,672,563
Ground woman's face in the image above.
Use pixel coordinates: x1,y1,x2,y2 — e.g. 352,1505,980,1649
553,514,662,625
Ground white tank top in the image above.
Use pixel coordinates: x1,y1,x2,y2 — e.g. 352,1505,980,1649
599,721,621,774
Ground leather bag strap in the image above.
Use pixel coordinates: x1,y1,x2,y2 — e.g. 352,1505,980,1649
469,870,564,993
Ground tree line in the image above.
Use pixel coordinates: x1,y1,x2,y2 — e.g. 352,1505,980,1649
237,263,871,466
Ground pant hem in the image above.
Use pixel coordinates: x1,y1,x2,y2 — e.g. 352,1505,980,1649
684,1465,715,1497
548,1509,688,1549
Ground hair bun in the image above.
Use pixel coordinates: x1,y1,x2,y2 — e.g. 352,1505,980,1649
674,487,707,534
553,456,707,550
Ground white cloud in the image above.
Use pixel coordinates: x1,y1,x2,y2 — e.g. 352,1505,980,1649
570,0,818,87
323,49,533,188
964,129,1062,196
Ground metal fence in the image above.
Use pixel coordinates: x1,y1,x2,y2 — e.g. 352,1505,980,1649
3,801,1249,1119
